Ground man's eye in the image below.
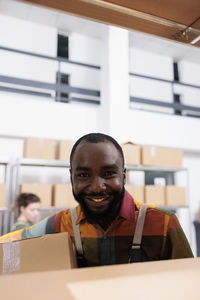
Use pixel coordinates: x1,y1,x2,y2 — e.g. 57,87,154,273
104,171,116,177
78,173,89,178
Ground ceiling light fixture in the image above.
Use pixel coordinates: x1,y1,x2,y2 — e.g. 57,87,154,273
190,35,200,45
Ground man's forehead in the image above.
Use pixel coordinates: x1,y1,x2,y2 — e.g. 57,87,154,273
72,141,121,163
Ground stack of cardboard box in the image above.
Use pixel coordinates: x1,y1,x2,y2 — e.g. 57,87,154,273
121,143,141,165
0,184,6,207
124,184,186,207
23,138,74,161
21,183,53,207
20,183,78,208
53,184,77,207
141,146,182,168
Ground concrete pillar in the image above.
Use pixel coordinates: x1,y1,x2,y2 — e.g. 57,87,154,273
98,25,129,141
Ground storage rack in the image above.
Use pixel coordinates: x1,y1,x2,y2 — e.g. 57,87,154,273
12,159,189,209
126,164,189,208
9,158,70,231
0,158,12,235
4,158,191,236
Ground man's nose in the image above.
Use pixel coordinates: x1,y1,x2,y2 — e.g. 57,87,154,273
90,176,106,194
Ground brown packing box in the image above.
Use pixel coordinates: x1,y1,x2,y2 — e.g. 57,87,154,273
121,143,141,165
24,137,55,160
21,183,52,207
0,184,6,207
145,185,165,206
57,140,74,161
125,185,144,203
0,258,199,300
166,186,186,206
0,232,77,275
142,146,182,168
53,184,77,207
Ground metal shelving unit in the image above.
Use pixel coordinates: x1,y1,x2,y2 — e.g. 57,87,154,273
125,164,189,210
0,158,12,235
9,158,70,231
6,158,190,234
11,158,70,200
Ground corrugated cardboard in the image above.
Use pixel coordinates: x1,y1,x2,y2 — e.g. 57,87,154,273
166,186,186,206
142,146,182,168
53,184,77,207
24,138,55,160
121,143,141,165
57,140,74,161
0,232,77,275
145,185,165,206
125,185,144,203
20,183,52,207
0,258,199,300
0,184,6,207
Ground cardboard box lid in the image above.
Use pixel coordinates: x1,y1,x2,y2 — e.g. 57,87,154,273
0,232,77,275
0,258,199,300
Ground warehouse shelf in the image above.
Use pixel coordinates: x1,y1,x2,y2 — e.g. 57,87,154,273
125,165,186,172
14,158,70,168
13,158,186,172
2,157,190,235
0,207,8,211
0,158,12,235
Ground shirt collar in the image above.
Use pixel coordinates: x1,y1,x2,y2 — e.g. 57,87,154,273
75,189,136,225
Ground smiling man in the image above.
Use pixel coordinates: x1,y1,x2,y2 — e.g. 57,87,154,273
0,133,193,266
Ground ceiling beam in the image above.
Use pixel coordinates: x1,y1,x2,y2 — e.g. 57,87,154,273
18,0,200,47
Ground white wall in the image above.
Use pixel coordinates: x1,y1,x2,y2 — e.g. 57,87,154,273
0,14,99,143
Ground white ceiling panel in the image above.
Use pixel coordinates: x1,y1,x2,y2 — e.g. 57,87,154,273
0,0,31,19
28,6,59,27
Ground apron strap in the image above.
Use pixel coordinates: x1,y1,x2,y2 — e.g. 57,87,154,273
70,207,83,256
129,203,148,263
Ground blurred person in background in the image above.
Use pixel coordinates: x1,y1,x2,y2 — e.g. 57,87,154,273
12,193,41,231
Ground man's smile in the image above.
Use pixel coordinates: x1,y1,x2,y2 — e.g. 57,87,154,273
85,195,112,203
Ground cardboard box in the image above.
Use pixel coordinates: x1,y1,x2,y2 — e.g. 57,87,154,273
0,232,77,275
142,146,182,168
0,258,199,300
145,185,165,206
121,143,141,165
20,183,52,207
125,185,144,203
53,184,77,207
57,140,74,161
24,138,55,160
166,186,186,206
0,184,6,207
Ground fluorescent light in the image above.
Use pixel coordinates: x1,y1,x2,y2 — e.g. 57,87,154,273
190,35,200,45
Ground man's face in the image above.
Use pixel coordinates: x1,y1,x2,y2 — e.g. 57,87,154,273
70,141,126,217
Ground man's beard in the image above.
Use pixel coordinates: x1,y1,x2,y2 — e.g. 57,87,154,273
72,187,125,225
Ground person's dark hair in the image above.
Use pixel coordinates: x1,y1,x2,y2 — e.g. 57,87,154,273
15,193,41,215
70,133,124,167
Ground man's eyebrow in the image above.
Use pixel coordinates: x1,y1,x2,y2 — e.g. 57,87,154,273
101,164,119,170
75,166,91,171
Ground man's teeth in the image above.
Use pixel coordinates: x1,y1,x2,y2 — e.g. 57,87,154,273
92,198,105,202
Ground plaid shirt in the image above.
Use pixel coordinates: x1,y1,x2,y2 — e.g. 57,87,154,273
0,191,193,266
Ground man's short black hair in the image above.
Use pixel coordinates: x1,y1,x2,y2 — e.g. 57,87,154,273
70,133,124,167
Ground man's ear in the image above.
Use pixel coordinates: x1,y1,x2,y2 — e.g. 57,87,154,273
123,168,126,185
